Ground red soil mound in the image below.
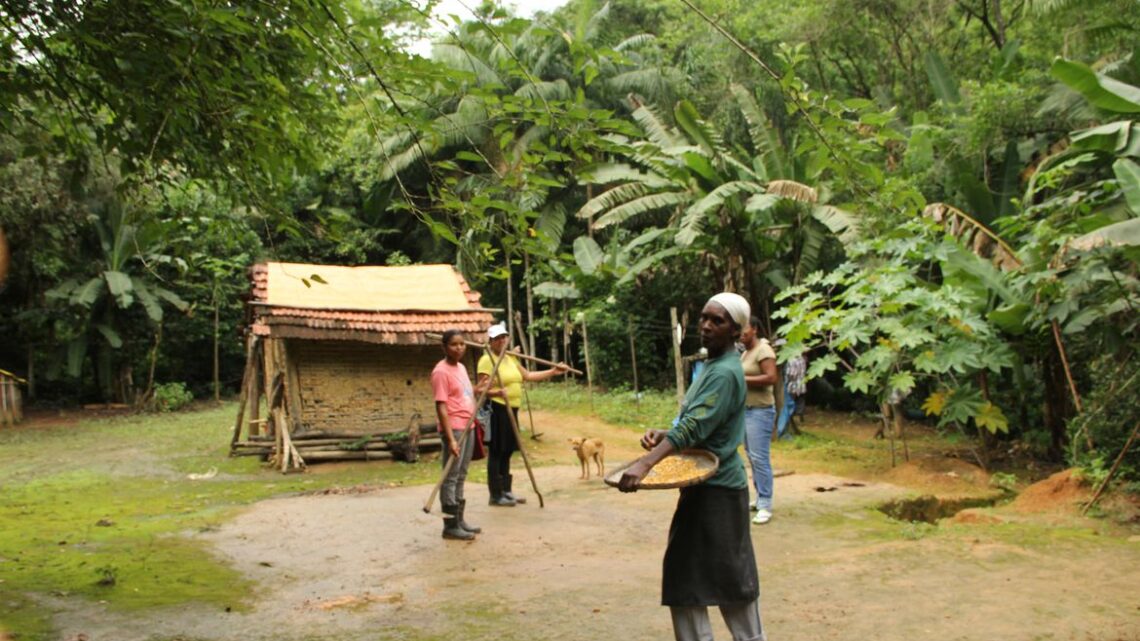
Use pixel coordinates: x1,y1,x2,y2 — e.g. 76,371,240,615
1010,468,1089,513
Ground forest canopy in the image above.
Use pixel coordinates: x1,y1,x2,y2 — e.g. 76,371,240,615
1,0,1138,482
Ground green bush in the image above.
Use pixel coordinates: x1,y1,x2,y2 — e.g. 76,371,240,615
1069,355,1140,488
152,382,194,413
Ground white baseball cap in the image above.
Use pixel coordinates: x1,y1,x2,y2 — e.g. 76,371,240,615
487,322,509,339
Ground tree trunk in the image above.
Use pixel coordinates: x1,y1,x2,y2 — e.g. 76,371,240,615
505,250,514,342
213,289,221,402
0,225,10,290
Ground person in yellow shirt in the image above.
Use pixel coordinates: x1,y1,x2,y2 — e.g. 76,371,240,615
477,322,569,506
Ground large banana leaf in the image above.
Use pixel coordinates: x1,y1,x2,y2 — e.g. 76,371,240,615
104,270,134,308
1070,217,1140,251
1114,158,1140,214
1051,58,1140,114
93,323,123,349
924,51,962,108
533,281,580,299
573,236,604,274
132,276,164,322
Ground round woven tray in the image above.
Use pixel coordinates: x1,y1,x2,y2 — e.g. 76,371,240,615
604,449,719,490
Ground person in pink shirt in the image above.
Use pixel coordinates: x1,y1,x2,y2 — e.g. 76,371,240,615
432,329,482,540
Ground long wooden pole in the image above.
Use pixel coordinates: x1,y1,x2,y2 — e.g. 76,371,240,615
671,307,685,406
581,315,593,412
424,333,583,375
512,312,542,440
422,342,507,513
500,387,544,508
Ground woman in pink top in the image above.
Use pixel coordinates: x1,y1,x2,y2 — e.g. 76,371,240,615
431,329,482,540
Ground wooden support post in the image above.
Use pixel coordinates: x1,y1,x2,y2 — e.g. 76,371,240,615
283,343,305,434
671,307,685,406
248,338,261,435
230,335,257,451
581,314,593,412
628,318,640,410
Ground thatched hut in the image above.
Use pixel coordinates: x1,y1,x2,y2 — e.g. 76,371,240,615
230,262,495,471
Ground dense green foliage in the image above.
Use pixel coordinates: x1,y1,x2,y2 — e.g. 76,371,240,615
1,0,1137,481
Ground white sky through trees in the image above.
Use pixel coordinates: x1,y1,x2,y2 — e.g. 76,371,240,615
408,0,571,57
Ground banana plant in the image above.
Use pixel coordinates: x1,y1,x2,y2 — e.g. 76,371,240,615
575,92,854,297
45,201,186,401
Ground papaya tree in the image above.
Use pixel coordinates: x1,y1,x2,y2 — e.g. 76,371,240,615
775,218,1015,466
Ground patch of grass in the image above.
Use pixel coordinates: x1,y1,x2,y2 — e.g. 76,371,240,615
527,383,678,432
0,403,447,639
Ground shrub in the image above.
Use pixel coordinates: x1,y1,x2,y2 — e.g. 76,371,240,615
152,382,194,413
1069,355,1140,488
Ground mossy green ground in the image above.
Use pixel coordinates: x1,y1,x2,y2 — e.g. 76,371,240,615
0,403,443,639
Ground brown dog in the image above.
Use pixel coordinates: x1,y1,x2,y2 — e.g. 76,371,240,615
569,437,605,480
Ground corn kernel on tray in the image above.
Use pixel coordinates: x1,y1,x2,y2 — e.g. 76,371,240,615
604,449,719,489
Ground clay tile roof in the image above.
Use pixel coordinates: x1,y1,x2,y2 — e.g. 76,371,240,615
249,262,495,345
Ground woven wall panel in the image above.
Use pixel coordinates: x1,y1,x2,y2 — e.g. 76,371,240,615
291,340,440,435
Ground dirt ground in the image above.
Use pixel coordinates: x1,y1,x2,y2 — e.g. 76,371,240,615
47,410,1140,641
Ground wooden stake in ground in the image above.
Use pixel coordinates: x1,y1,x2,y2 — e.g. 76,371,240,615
230,335,259,450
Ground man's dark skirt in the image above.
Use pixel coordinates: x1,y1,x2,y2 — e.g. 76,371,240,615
662,485,759,606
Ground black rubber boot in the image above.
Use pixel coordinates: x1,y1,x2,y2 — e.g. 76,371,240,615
442,505,475,540
488,473,516,507
503,473,527,505
457,499,481,534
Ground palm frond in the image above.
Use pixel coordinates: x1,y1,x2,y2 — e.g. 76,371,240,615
578,163,671,188
730,84,789,179
431,43,503,87
1026,0,1080,14
687,181,764,219
605,69,671,103
615,33,657,51
811,205,859,243
593,191,689,229
516,79,572,102
924,203,1022,270
767,180,818,203
630,103,685,148
674,100,726,158
577,182,656,219
583,1,612,42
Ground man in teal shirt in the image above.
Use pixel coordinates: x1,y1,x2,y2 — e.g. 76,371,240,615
619,292,765,641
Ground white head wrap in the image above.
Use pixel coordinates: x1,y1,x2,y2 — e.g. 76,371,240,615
707,292,751,329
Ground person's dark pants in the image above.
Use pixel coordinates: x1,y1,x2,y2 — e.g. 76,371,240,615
486,402,519,501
